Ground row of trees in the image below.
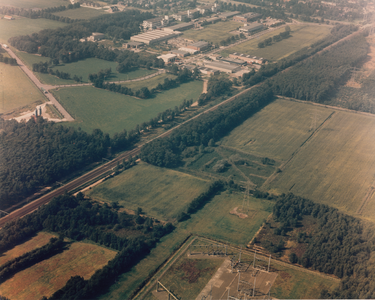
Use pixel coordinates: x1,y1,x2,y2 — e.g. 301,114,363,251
32,61,82,81
258,29,290,48
0,54,17,66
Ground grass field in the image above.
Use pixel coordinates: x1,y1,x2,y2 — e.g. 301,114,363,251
0,17,65,44
219,99,334,161
86,162,209,221
0,62,47,114
15,52,158,85
0,0,66,8
182,21,242,44
53,80,203,134
0,232,56,266
221,24,332,61
122,73,176,91
267,109,375,220
0,241,117,300
52,7,108,19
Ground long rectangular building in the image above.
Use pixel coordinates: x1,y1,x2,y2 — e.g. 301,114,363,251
130,30,182,45
204,61,241,73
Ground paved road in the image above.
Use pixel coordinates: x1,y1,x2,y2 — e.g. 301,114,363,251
5,47,74,121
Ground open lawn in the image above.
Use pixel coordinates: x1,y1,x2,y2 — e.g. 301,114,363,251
221,24,332,61
182,21,242,44
15,52,158,85
52,7,108,19
0,62,46,114
0,232,56,267
86,162,209,221
52,80,203,134
0,0,66,9
0,241,117,300
0,17,65,44
219,99,334,161
267,109,375,220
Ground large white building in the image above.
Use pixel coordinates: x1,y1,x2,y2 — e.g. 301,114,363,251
130,30,181,45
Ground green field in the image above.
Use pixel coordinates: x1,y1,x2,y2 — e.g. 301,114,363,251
0,61,47,114
0,0,66,8
86,162,209,221
53,80,203,134
15,52,158,85
53,7,108,19
267,109,375,220
221,24,332,61
0,17,65,44
122,73,176,91
220,99,334,161
183,21,242,44
0,241,117,300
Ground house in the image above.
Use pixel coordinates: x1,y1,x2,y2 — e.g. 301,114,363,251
3,15,15,20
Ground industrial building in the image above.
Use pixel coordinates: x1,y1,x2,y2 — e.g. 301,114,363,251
163,22,194,32
178,47,198,54
229,53,265,64
219,11,241,19
233,13,261,23
87,32,105,42
219,57,247,65
186,41,210,51
142,17,169,30
171,50,190,57
130,30,181,45
239,23,265,34
204,61,241,73
157,53,177,64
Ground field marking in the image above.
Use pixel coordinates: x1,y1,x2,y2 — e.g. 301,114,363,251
357,185,375,214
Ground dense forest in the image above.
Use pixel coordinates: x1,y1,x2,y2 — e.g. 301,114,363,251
0,193,174,299
269,33,368,103
264,193,375,298
0,117,137,210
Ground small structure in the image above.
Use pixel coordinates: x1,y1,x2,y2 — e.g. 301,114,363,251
204,61,241,73
186,41,210,51
3,15,15,20
131,30,181,45
239,23,265,34
171,49,189,57
163,22,194,32
87,32,105,42
157,53,177,64
233,12,261,23
123,41,144,49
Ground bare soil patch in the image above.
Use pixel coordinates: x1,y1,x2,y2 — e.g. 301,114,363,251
230,206,248,219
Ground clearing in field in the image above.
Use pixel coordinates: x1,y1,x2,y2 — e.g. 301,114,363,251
220,24,332,61
52,7,108,19
0,17,65,44
0,0,66,9
86,162,209,221
182,21,242,44
0,232,56,266
267,109,375,220
219,98,334,161
15,52,158,85
52,80,203,134
0,62,47,114
0,241,117,300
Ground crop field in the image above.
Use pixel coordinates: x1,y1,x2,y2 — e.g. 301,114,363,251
0,0,66,9
15,52,158,85
52,7,108,19
220,24,332,61
0,241,117,300
87,162,209,221
267,109,375,220
0,17,65,44
182,21,241,44
0,62,46,114
0,232,56,266
219,99,334,161
53,80,203,134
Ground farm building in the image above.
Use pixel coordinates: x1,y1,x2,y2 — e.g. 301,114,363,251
130,30,181,45
163,22,194,32
3,15,15,20
157,53,177,64
143,17,169,30
229,53,265,64
239,23,265,34
219,11,241,19
233,13,261,23
186,41,210,51
171,49,189,57
204,61,241,73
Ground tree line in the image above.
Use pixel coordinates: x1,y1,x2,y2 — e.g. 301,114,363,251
32,61,82,82
0,54,17,66
258,28,290,48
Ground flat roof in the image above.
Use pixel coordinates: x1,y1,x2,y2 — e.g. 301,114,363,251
205,61,240,71
157,53,177,59
131,30,179,42
127,41,143,46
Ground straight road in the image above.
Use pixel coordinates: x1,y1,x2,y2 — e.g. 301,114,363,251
5,47,74,121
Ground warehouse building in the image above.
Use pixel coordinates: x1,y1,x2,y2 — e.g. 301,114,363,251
157,53,177,64
219,11,241,19
204,61,241,73
239,23,265,34
233,12,261,23
229,53,265,64
186,41,210,51
171,49,190,57
178,47,198,54
130,30,181,45
163,22,194,32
